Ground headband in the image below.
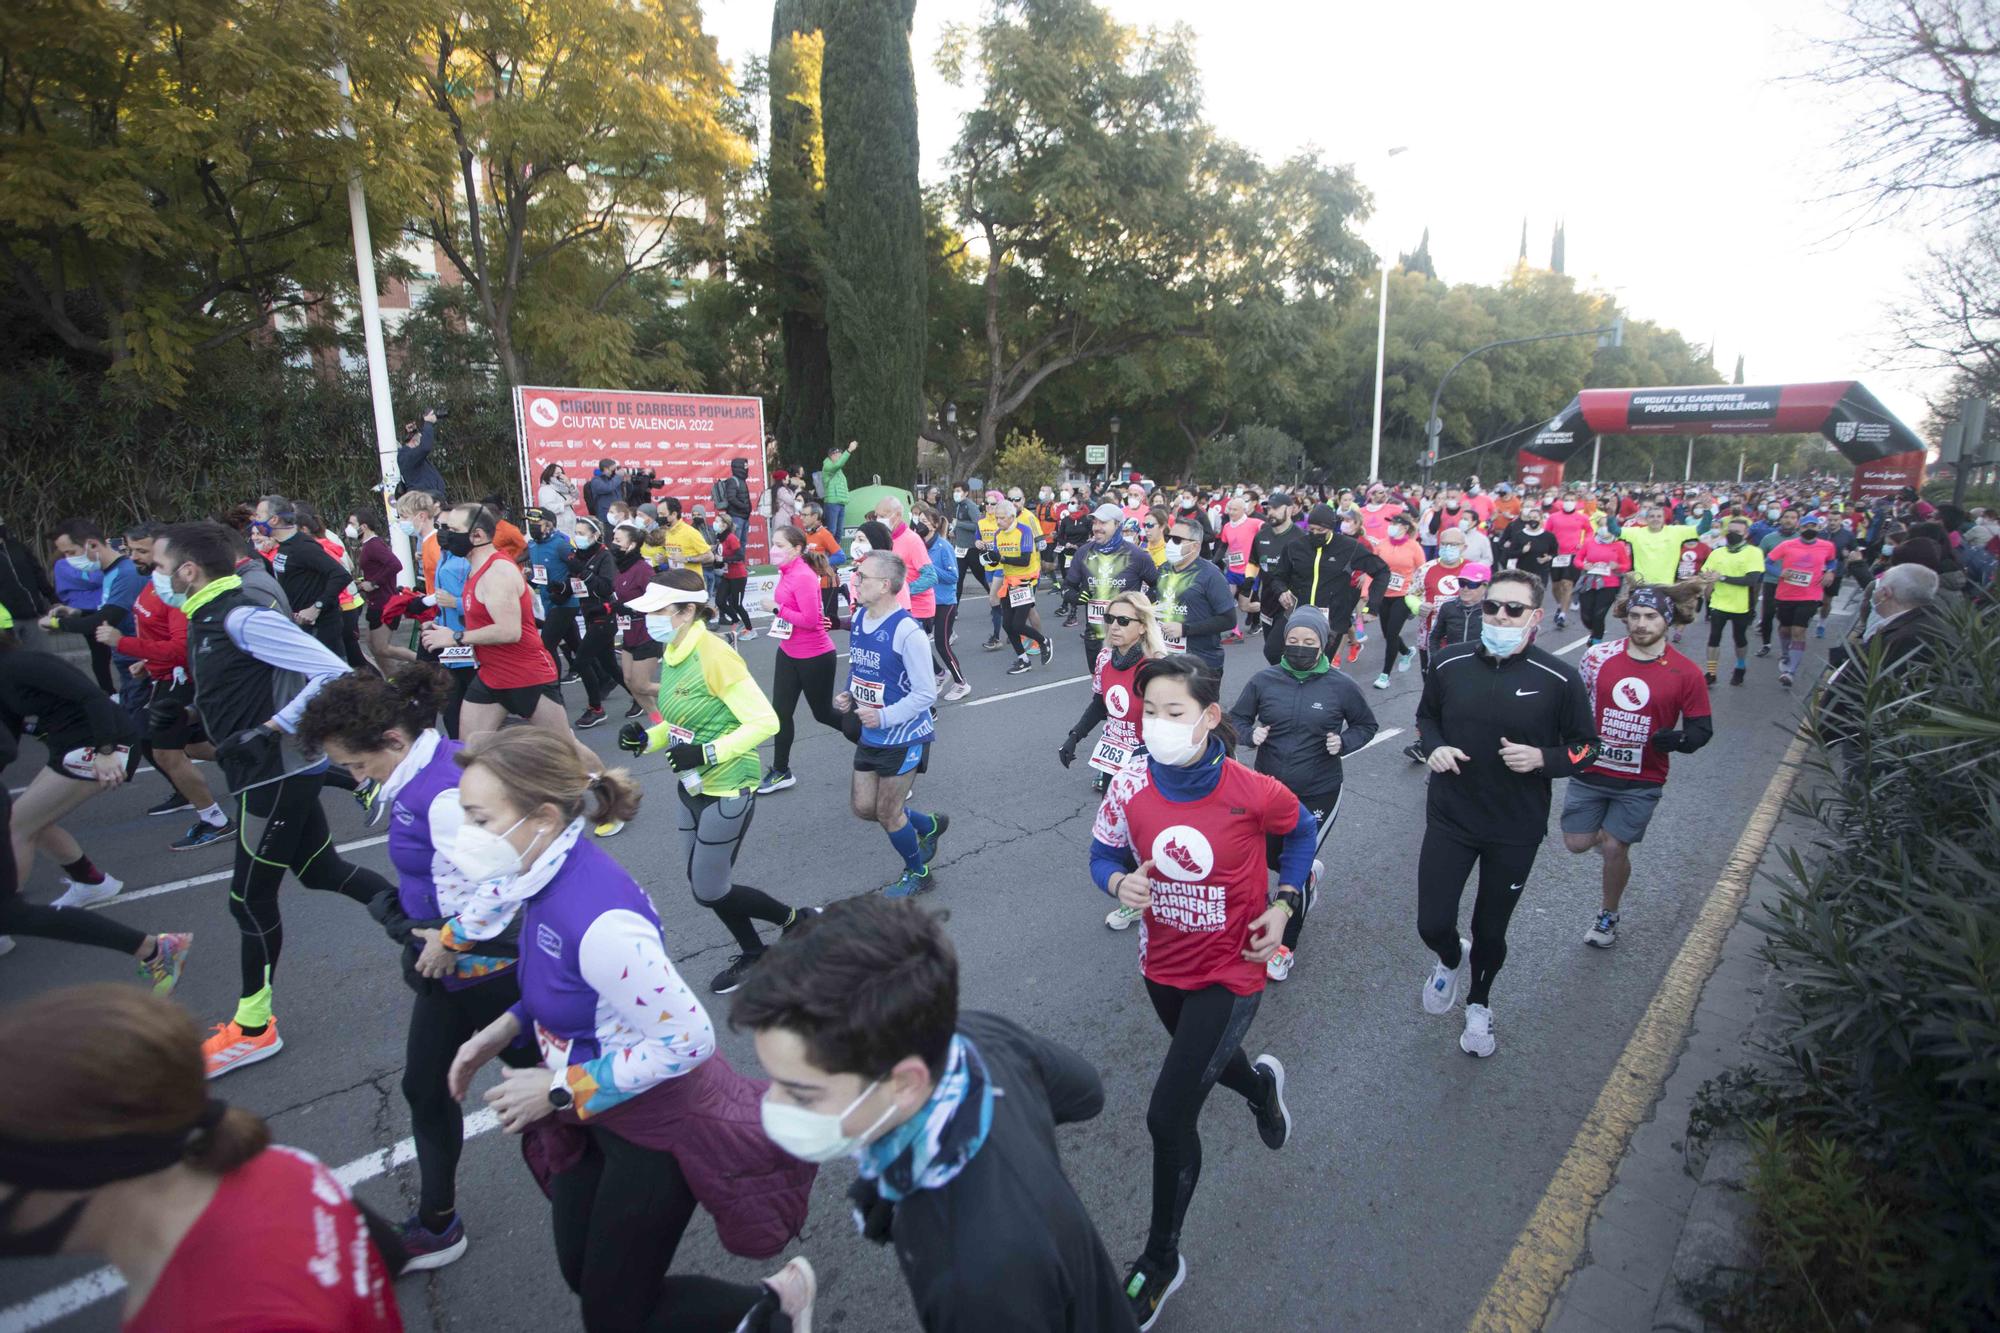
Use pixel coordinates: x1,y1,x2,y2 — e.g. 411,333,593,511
1626,586,1672,616
0,1100,228,1190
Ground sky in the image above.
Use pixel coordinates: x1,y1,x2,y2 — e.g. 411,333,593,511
705,0,1949,438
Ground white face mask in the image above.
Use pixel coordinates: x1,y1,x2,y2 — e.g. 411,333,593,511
343,523,360,540
953,491,964,502
64,555,94,572
760,1079,894,1163
644,613,678,642
454,815,531,883
1459,517,1475,531
1142,715,1206,765
150,569,174,600
1163,539,1187,565
396,519,418,537
1562,500,1576,511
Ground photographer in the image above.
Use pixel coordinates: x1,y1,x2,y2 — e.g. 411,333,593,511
398,408,447,499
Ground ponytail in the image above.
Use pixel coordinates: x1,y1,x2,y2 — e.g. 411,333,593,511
585,768,643,825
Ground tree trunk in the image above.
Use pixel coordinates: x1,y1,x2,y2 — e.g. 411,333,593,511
777,310,834,470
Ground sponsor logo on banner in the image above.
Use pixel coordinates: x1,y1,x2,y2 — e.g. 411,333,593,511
1834,420,1858,444
528,397,560,428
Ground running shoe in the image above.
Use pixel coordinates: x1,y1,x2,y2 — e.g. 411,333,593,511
1105,904,1143,930
1265,945,1295,982
757,769,797,795
1422,935,1471,1015
147,791,192,817
170,819,233,851
575,706,606,729
396,1213,469,1271
1704,671,1717,685
52,874,123,910
139,932,193,995
1402,741,1426,764
740,628,761,641
352,778,380,816
916,813,950,865
202,1019,283,1079
710,953,760,995
781,906,821,938
935,670,951,691
1779,672,1794,688
1250,1053,1291,1148
1373,672,1391,690
1729,667,1746,686
1460,1002,1497,1058
1092,771,1111,794
1063,611,1079,628
560,667,581,684
593,818,626,838
1815,623,1826,639
981,636,1006,652
1756,643,1772,658
1041,643,1056,668
1585,911,1618,948
1222,628,1243,644
1123,1254,1186,1332
1345,640,1363,664
1554,611,1567,630
943,682,972,701
1006,656,1033,675
882,868,934,899
760,1256,817,1333
1397,648,1415,672
625,700,646,719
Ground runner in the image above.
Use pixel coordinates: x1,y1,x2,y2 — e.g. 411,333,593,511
837,551,948,899
350,509,418,671
602,522,660,725
1413,569,1599,1058
296,664,541,1269
982,498,1053,674
1244,492,1299,636
564,516,625,730
1217,497,1260,641
758,525,845,793
1765,516,1838,687
708,511,758,640
1154,513,1237,679
615,569,812,994
1755,507,1800,656
524,506,580,685
1620,504,1699,590
735,895,1133,1332
919,506,971,701
1545,493,1593,628
152,521,396,1078
417,503,572,745
1566,585,1714,948
1225,607,1377,981
1372,511,1426,688
1699,516,1763,685
1493,503,1558,589
1064,503,1160,676
1088,655,1304,1330
1060,589,1163,816
1261,503,1388,667
0,986,404,1331
440,729,816,1333
251,496,351,659
1574,519,1634,645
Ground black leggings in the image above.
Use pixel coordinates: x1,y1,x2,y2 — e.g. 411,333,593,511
542,606,583,675
1707,609,1752,652
0,787,147,955
229,770,390,1004
1003,595,1048,656
1265,789,1341,951
674,785,793,957
578,618,624,710
771,650,842,771
339,607,378,676
1757,583,1779,644
1579,587,1621,640
552,1125,789,1333
1141,979,1268,1267
404,974,540,1224
954,550,983,600
441,664,474,738
1415,827,1541,1007
1380,597,1413,675
716,576,752,631
930,604,966,685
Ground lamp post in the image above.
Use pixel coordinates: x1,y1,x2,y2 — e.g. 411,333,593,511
1423,317,1623,485
1368,146,1410,487
1108,414,1121,489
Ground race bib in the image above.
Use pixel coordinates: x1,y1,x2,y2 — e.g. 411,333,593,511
440,644,475,664
1227,550,1246,568
767,617,793,641
1008,584,1035,607
1087,601,1106,627
1160,637,1187,655
667,556,684,571
570,577,588,597
271,553,287,575
1553,553,1573,569
851,677,884,708
1596,740,1642,774
531,563,548,586
1088,737,1133,774
1782,568,1812,587
1587,562,1612,577
667,724,696,746
1387,572,1409,595
616,614,632,633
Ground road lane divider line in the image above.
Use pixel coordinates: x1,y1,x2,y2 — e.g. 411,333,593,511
0,1111,502,1331
83,836,391,910
961,674,1091,707
1464,730,1808,1332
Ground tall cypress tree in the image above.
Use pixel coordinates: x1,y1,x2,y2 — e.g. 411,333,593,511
770,0,834,473
821,0,925,487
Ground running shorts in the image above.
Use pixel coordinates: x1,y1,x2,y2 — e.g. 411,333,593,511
48,735,131,783
853,741,928,777
624,640,664,662
1775,600,1817,629
463,677,563,718
146,676,202,749
1561,778,1664,845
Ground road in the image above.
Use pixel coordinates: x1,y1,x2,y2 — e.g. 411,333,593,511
0,588,1829,1332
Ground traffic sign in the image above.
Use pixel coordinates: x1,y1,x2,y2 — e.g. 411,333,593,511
1085,444,1109,465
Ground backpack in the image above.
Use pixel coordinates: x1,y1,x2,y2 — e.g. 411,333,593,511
711,478,730,509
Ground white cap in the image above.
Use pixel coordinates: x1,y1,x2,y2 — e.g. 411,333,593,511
625,580,708,614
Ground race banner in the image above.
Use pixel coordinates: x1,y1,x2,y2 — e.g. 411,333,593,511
514,386,770,561
1849,450,1927,505
1514,449,1565,492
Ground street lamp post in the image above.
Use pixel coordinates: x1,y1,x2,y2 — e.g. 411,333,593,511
1423,317,1623,485
1108,414,1121,489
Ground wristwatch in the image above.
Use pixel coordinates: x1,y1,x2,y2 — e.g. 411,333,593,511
547,1084,573,1111
452,629,465,646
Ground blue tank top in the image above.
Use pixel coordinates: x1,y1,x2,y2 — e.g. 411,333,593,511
847,606,932,748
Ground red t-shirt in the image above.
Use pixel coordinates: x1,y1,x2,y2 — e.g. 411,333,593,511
464,552,558,687
129,1147,402,1332
1674,538,1713,582
1091,643,1145,756
1577,641,1711,785
718,530,749,580
1767,537,1835,601
1092,756,1300,996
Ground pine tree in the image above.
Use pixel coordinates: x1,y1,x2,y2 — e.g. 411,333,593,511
1399,226,1436,279
1734,353,1746,385
821,0,926,487
1519,217,1529,264
770,0,835,472
1550,220,1566,275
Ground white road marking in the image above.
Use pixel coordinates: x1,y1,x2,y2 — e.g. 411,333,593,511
83,836,391,910
961,674,1091,707
1348,726,1405,756
0,1110,502,1331
1554,636,1589,655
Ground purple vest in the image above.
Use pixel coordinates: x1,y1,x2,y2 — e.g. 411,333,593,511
385,738,466,921
517,840,663,1061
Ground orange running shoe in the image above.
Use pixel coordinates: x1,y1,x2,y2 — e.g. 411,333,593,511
202,1019,283,1079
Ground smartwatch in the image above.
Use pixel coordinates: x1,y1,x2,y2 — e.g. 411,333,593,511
452,629,465,647
547,1084,573,1111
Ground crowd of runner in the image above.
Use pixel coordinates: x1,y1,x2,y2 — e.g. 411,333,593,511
0,448,1991,1331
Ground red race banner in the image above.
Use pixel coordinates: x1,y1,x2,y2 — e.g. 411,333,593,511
514,387,770,560
1849,450,1927,505
1515,449,1565,492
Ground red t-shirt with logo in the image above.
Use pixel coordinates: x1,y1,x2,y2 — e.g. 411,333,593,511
1674,538,1713,582
1092,756,1300,995
129,1146,403,1332
1577,641,1711,785
1091,643,1146,754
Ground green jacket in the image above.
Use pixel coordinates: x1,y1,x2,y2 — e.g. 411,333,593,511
821,448,852,504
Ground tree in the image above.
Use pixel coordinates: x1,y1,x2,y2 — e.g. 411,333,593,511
1399,228,1437,280
1195,424,1300,487
0,0,441,398
821,0,925,486
768,0,835,469
403,0,750,387
989,430,1061,494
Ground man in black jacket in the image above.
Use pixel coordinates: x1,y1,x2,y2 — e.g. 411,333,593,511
1262,503,1388,666
396,409,447,499
735,894,1135,1333
0,519,54,649
254,496,349,657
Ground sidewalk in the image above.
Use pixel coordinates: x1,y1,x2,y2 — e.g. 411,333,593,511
1539,809,1809,1333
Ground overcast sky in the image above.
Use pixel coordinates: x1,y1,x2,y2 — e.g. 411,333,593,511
705,0,1945,436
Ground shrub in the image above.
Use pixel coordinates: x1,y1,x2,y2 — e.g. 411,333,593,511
990,430,1061,496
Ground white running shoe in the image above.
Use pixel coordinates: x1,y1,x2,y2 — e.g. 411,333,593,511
1307,858,1323,911
943,682,972,701
593,819,626,838
1422,935,1470,1015
52,874,123,909
1265,945,1295,982
1460,1002,1496,1057
1585,910,1618,948
1105,904,1143,930
1373,673,1391,690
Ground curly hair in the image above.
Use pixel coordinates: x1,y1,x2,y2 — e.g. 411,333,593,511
1611,579,1703,627
295,663,452,754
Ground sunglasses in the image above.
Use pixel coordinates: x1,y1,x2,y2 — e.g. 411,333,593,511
1482,599,1534,618
1103,613,1139,627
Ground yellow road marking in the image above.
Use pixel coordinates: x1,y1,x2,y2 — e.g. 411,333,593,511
1467,731,1809,1332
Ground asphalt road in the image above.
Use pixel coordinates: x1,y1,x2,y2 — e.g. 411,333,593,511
0,587,1831,1332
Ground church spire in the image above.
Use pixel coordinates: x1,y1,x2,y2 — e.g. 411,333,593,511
1550,220,1565,275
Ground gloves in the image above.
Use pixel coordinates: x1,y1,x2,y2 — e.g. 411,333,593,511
617,722,650,754
666,742,706,772
1650,729,1684,752
1058,736,1079,768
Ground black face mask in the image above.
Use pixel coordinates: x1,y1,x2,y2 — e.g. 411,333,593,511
1725,533,1746,548
439,529,474,558
613,544,642,569
0,1188,88,1259
1282,644,1322,672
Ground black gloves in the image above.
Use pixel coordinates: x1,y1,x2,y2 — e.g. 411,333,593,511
617,722,649,754
666,742,706,772
1650,729,1683,752
1058,736,1079,768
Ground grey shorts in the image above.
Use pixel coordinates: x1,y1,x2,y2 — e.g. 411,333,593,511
1561,778,1664,846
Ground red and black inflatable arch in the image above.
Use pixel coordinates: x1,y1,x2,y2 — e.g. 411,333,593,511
1513,381,1927,501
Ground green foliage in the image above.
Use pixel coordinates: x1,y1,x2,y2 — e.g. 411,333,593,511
821,0,925,484
767,1,836,467
1195,425,1300,487
989,431,1062,495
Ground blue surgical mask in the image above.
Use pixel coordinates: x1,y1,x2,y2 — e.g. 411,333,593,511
64,555,95,572
396,519,417,537
1481,622,1529,656
153,570,187,607
644,613,677,642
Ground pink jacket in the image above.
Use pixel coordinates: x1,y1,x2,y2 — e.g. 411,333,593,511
891,523,936,618
773,555,835,658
